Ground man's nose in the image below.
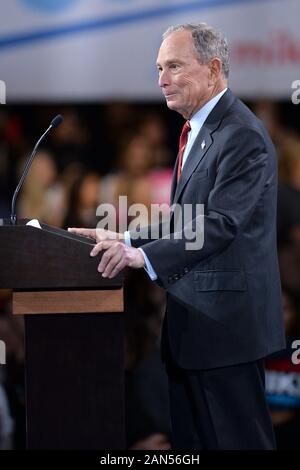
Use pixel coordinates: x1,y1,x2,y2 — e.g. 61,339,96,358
158,70,169,88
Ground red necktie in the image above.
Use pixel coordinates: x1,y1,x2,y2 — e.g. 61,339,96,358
177,120,191,182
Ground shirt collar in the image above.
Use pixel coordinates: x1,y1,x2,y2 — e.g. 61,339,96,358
189,88,228,135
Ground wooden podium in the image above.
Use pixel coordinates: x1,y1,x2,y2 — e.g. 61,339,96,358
0,219,125,449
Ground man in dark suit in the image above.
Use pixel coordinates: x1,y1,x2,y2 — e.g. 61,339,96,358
69,23,285,449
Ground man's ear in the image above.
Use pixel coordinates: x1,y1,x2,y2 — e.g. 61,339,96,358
208,58,222,85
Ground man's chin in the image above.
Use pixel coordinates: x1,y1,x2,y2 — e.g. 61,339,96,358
165,99,179,111
165,100,186,117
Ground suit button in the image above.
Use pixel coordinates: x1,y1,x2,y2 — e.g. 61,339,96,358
183,267,189,274
173,274,179,281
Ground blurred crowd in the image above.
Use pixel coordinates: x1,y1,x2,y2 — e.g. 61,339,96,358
0,99,300,450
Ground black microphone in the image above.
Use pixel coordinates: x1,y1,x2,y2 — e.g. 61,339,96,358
10,114,63,225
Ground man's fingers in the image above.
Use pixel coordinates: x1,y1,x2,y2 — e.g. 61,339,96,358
90,242,103,258
106,259,126,279
101,251,124,277
95,228,110,241
68,227,124,245
90,240,121,257
95,228,122,242
68,227,96,240
89,241,143,277
98,244,124,274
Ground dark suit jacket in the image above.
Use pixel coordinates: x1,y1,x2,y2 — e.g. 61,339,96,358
131,89,285,369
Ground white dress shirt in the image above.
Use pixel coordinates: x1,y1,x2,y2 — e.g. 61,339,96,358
125,88,228,280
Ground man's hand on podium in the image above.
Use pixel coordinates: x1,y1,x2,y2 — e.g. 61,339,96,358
68,227,124,243
90,240,145,278
68,227,145,278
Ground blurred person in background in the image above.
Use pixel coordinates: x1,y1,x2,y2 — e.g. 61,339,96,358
253,100,300,250
101,132,172,230
63,171,101,229
254,100,300,295
253,100,300,247
49,108,90,172
137,113,173,168
253,100,300,184
137,113,174,214
277,143,300,249
101,134,157,229
114,135,153,209
102,103,140,171
18,148,66,227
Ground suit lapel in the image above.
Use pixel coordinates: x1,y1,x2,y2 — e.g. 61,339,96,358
170,156,179,203
172,127,212,205
170,88,236,205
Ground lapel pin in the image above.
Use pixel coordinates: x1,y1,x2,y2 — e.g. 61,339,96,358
201,140,206,150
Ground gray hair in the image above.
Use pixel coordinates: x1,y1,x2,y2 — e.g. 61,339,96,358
163,23,230,79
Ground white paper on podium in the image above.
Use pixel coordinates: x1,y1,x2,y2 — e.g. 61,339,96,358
26,219,42,229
